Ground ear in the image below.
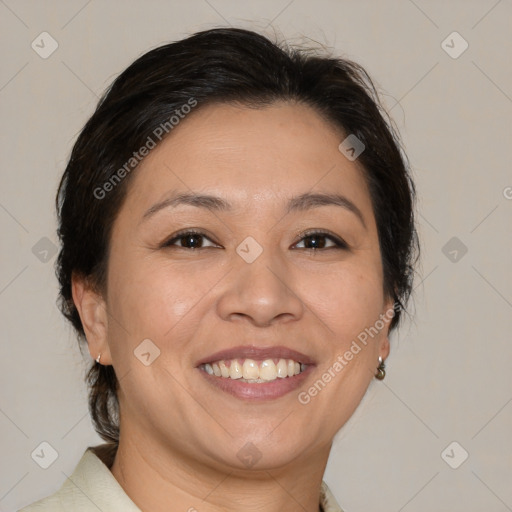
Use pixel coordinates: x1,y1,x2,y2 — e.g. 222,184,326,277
71,272,112,365
379,297,396,360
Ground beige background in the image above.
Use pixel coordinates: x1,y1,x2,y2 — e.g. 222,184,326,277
1,1,511,511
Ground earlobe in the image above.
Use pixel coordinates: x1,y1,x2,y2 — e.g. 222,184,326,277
379,297,395,360
380,333,391,361
71,272,112,364
383,297,397,332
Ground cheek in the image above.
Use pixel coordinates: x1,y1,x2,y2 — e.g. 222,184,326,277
300,261,385,342
107,257,220,348
107,245,384,358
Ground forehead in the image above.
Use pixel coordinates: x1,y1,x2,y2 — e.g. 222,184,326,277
122,101,374,219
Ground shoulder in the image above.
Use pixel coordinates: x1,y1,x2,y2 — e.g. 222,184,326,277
18,488,67,511
18,445,140,512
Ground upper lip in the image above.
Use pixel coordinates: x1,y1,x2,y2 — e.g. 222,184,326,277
195,345,316,367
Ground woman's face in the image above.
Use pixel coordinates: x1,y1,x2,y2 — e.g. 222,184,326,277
77,101,393,471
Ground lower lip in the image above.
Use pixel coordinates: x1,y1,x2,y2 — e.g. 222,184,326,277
197,365,315,401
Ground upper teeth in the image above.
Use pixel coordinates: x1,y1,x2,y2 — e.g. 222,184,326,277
202,358,305,382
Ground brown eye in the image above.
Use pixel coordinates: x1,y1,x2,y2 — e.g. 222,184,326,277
293,231,348,250
163,230,218,249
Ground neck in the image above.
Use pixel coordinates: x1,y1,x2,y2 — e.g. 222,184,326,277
110,427,331,512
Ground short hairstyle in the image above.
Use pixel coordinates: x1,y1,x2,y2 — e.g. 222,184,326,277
55,27,419,451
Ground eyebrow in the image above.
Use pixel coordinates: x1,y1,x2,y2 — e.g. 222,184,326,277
141,191,367,229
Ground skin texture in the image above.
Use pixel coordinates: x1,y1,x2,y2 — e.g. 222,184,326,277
72,101,394,512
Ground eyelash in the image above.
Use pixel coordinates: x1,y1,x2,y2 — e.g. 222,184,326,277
162,229,348,251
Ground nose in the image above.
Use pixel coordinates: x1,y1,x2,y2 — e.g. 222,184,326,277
215,248,305,327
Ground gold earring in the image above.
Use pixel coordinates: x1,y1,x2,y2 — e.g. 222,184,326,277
95,353,101,364
375,356,386,380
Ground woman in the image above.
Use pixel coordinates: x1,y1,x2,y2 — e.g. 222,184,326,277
20,27,418,512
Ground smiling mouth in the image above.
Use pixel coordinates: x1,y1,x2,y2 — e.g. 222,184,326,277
199,357,307,383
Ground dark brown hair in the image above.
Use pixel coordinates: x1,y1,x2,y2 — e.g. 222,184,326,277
55,27,419,453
